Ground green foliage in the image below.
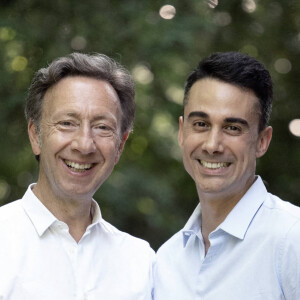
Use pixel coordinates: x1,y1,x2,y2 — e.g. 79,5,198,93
0,0,299,250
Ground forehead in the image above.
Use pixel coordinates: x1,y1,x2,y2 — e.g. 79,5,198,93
42,76,122,119
185,78,260,122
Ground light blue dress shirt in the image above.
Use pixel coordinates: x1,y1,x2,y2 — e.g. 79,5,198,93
154,176,300,300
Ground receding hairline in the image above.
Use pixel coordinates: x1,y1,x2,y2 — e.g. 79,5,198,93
41,75,124,129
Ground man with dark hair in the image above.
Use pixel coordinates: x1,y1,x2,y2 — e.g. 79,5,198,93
154,52,300,299
0,53,154,299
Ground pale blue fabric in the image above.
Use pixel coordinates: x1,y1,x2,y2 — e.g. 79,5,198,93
154,177,300,300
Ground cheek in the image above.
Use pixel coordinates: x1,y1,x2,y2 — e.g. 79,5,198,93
46,131,74,147
183,134,201,152
182,148,196,177
238,145,257,169
95,137,119,155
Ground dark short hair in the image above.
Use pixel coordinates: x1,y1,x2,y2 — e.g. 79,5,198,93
183,51,273,131
25,52,135,134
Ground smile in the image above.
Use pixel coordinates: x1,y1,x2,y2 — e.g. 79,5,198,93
199,160,230,169
64,160,94,172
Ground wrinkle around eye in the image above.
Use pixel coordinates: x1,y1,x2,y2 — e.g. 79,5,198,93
93,125,116,137
55,120,78,131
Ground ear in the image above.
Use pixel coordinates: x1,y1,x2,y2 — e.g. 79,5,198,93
114,131,129,164
256,126,273,158
178,116,184,149
28,119,41,156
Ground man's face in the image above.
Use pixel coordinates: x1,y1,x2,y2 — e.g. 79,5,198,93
179,78,272,201
29,76,127,201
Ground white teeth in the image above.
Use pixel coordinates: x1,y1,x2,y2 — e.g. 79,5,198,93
65,160,92,171
200,160,229,169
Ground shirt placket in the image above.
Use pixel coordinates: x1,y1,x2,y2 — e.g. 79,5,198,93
53,221,84,299
196,230,225,299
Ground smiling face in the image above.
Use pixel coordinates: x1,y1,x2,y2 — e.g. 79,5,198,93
179,78,272,203
28,76,128,202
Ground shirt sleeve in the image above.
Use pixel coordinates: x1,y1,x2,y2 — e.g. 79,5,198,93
279,219,300,300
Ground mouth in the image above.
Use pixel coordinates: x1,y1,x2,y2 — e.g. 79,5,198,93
64,160,94,173
198,160,231,169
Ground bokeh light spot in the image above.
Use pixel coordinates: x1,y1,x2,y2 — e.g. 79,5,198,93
151,112,174,138
6,41,23,58
213,12,232,26
166,85,184,105
206,0,218,9
0,27,16,41
274,58,292,74
11,56,28,71
132,64,154,85
71,36,87,50
289,119,300,137
0,180,10,200
242,0,257,13
159,5,176,20
241,44,258,57
137,197,155,215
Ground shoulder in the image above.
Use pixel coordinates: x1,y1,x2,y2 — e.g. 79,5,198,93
99,218,155,255
0,200,23,222
0,199,28,249
259,193,300,250
265,193,300,215
263,193,300,229
156,229,183,260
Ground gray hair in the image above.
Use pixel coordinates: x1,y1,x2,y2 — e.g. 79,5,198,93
25,52,135,134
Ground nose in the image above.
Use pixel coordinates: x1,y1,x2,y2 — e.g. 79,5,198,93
202,128,224,155
71,125,97,155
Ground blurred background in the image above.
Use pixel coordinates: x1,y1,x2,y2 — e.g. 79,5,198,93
0,0,299,250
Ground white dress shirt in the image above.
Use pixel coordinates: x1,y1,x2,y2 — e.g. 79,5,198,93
0,184,154,300
154,176,300,300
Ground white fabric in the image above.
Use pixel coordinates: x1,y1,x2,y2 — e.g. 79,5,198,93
0,184,154,300
154,176,300,300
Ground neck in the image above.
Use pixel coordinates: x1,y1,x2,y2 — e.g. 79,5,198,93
197,176,256,245
32,182,93,243
197,188,250,255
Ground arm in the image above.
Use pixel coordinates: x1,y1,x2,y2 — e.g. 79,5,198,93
279,219,300,300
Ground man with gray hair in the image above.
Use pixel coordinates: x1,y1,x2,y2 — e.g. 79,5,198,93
0,52,154,299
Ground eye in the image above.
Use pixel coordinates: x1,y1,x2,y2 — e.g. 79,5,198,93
94,123,115,137
96,124,110,131
193,121,209,130
57,120,77,128
55,120,79,132
225,125,242,134
61,121,72,126
228,125,239,130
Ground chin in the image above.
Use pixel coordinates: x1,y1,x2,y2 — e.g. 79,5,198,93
196,179,231,194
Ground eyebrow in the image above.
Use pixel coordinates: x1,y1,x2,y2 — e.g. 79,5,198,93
225,117,249,127
187,111,209,120
187,111,249,127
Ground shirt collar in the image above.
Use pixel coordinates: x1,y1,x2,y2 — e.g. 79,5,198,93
22,184,103,236
22,184,57,237
89,199,102,226
182,204,202,248
218,176,267,239
181,176,268,247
